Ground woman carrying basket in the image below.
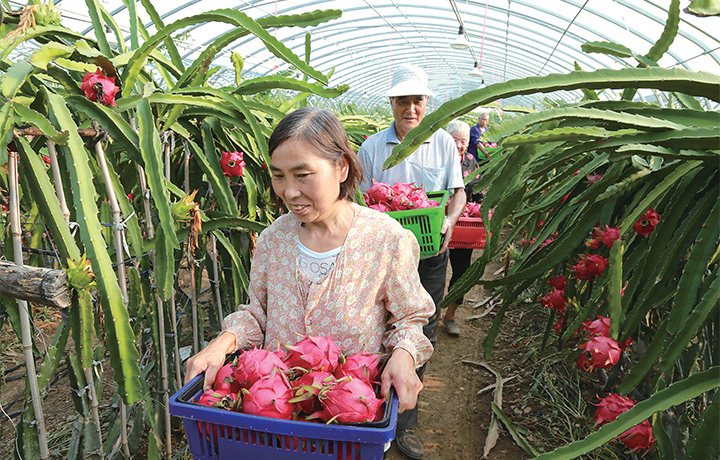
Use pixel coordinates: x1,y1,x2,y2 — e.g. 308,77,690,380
185,107,434,414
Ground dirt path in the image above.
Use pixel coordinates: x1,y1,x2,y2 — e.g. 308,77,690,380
385,251,528,460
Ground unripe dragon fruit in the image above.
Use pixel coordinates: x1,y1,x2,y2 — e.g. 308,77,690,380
213,362,241,394
234,347,289,389
290,370,335,414
334,352,382,385
365,180,394,205
311,377,384,424
284,335,340,373
241,371,296,420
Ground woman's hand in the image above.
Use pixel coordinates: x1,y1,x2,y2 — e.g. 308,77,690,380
380,348,423,413
184,331,237,389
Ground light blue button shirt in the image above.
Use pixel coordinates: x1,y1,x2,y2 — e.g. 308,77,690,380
358,122,464,195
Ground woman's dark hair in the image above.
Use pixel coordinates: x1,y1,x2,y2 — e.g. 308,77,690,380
268,107,364,201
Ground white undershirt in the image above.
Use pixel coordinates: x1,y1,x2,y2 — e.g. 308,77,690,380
297,242,342,283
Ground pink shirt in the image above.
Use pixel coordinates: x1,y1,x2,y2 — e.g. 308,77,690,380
224,203,434,368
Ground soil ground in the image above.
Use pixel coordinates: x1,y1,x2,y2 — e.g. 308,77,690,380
0,246,538,460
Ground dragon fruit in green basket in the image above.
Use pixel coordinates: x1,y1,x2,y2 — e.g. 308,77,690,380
363,180,439,212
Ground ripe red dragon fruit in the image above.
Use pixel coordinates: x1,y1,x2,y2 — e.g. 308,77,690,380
196,388,238,411
593,393,635,427
234,347,289,389
213,362,241,394
220,150,246,177
584,315,611,338
284,335,340,373
369,202,391,212
618,419,655,452
80,69,119,107
334,352,382,385
290,370,335,414
365,180,394,205
577,336,622,371
390,194,414,211
311,377,384,424
241,370,296,419
391,181,417,196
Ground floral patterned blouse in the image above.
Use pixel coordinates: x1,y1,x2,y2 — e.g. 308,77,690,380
223,203,435,368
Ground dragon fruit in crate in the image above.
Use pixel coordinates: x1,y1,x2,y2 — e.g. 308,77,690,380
290,370,335,414
213,361,242,394
284,335,340,373
334,352,382,386
365,180,394,205
362,180,439,212
311,376,384,424
241,370,296,419
234,347,289,389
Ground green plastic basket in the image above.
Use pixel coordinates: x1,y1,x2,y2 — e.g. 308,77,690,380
386,191,449,258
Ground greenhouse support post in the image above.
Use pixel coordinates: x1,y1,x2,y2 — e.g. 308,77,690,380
8,150,50,459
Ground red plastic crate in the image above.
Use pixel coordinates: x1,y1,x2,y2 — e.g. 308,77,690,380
448,216,487,249
170,374,398,460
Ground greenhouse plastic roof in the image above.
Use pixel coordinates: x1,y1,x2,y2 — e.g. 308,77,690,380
9,0,720,109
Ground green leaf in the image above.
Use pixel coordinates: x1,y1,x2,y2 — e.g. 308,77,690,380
686,392,720,459
608,240,623,340
387,68,720,168
12,103,69,144
652,412,675,460
1,59,33,98
232,76,348,98
139,0,184,70
646,0,680,62
581,40,633,58
684,0,720,16
137,97,179,249
30,42,74,70
491,403,540,456
534,366,720,459
123,9,331,97
213,231,249,304
46,91,141,405
84,0,112,56
0,101,14,163
231,52,244,85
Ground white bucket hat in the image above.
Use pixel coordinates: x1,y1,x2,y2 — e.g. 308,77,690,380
387,64,434,97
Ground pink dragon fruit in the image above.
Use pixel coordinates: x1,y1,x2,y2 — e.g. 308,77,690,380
196,388,238,410
577,336,622,371
234,347,289,389
213,362,241,394
290,370,335,414
365,180,394,205
390,194,415,211
584,316,611,338
284,335,340,373
391,181,417,196
311,377,384,424
369,202,392,212
593,393,635,427
241,370,296,419
334,352,382,385
220,150,246,177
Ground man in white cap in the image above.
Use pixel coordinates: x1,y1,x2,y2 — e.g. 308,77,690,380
358,63,466,459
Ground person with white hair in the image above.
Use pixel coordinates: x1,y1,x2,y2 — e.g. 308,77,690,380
358,63,466,459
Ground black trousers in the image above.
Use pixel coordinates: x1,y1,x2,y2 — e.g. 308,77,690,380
396,250,448,431
448,248,474,305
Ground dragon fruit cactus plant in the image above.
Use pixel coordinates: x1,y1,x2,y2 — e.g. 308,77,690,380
241,370,296,420
284,335,340,373
311,376,385,424
233,347,289,389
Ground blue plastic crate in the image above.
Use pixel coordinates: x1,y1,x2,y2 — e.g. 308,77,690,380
169,374,398,460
